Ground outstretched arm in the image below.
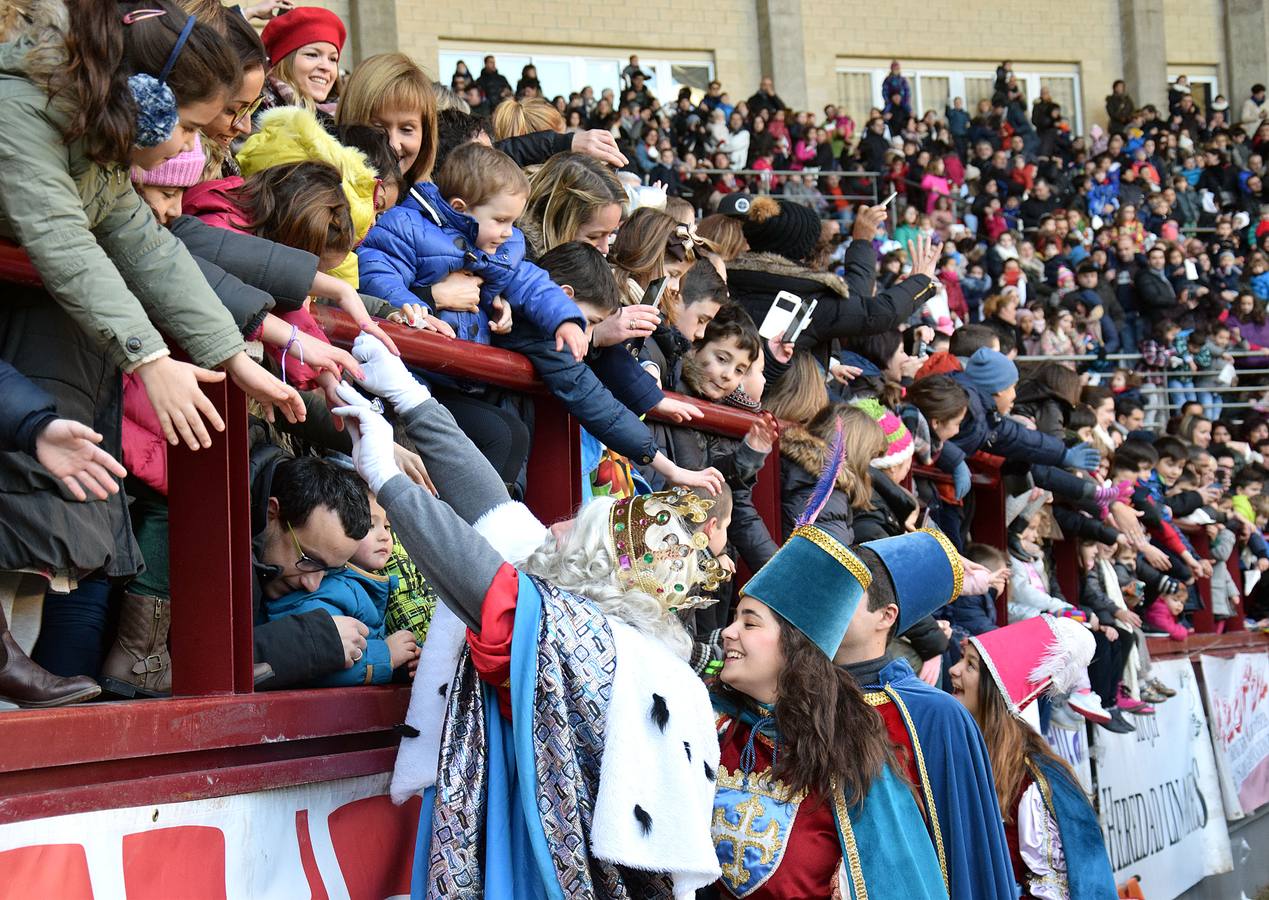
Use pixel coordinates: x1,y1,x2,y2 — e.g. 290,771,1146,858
331,391,505,633
349,334,513,526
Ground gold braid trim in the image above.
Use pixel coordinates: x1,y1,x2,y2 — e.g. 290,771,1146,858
790,526,872,590
862,691,890,707
885,685,949,892
831,780,868,900
919,527,963,602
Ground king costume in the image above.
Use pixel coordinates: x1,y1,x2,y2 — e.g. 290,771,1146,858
850,531,1017,900
710,525,949,900
335,355,726,899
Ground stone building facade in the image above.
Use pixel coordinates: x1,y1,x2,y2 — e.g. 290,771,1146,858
308,0,1266,132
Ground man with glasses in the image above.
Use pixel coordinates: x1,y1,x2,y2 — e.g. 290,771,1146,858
251,454,372,687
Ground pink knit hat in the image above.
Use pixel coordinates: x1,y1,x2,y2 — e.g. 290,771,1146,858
850,398,914,469
131,134,205,188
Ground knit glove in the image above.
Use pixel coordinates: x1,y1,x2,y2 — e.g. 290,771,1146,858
953,460,971,499
1062,441,1100,472
331,383,402,495
351,333,431,415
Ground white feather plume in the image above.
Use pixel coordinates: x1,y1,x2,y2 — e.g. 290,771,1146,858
1029,615,1097,698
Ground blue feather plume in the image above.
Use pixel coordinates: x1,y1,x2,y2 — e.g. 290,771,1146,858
796,417,846,528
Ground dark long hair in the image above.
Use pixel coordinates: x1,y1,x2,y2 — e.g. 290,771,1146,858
227,162,353,259
717,618,895,805
59,0,240,165
973,654,1080,820
842,330,904,407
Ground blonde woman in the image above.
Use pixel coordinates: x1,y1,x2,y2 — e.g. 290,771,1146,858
519,152,626,257
491,96,565,141
779,402,884,544
337,52,439,186
258,7,345,122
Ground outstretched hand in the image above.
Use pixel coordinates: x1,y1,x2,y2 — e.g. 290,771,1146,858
330,383,402,494
906,234,940,280
34,420,128,501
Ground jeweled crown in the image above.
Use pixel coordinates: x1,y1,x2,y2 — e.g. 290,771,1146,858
606,487,730,614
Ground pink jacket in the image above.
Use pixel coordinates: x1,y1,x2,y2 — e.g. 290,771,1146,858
122,373,168,496
1144,598,1188,640
183,178,328,390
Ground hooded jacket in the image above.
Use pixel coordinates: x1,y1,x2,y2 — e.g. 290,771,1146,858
726,250,935,378
0,0,243,372
950,371,1069,466
266,565,399,686
778,423,855,547
356,182,583,345
236,106,378,287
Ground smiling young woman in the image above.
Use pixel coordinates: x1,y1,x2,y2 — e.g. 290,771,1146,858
258,6,346,123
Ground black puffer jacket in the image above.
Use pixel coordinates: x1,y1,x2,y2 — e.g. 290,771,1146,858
727,251,935,381
0,283,141,577
1012,377,1074,438
851,467,918,544
778,423,855,546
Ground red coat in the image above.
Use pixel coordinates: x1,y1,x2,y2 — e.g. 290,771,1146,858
121,373,168,495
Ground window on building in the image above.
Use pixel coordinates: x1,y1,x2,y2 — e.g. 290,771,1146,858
836,70,877,127
440,46,712,108
836,62,1084,133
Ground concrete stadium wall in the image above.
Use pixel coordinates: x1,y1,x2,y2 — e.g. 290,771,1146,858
273,0,1253,137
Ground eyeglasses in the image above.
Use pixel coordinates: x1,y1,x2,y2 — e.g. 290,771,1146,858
286,522,345,575
230,94,264,128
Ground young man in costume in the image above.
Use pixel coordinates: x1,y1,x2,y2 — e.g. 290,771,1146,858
836,531,1017,900
710,511,948,898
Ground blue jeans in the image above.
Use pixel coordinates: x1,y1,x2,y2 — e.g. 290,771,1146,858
1197,389,1223,420
32,575,112,678
1167,378,1197,408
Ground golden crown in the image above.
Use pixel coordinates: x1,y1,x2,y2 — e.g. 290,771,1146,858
606,487,730,614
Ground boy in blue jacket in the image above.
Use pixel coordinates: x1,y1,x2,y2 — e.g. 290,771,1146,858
266,494,419,686
357,142,587,360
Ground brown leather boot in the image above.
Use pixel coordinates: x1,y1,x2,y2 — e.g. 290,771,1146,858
101,593,171,698
0,606,100,708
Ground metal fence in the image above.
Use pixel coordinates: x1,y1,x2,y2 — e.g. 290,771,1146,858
1016,348,1269,422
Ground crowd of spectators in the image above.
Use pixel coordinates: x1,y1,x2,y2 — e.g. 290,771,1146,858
2,0,1267,783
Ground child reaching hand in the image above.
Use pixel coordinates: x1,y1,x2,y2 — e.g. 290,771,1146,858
357,143,587,360
265,493,420,685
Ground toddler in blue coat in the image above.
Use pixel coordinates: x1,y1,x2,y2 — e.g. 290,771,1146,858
266,494,420,686
357,143,587,359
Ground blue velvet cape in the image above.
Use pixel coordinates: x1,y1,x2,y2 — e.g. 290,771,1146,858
865,658,1017,900
415,572,672,899
710,694,947,900
1031,756,1117,900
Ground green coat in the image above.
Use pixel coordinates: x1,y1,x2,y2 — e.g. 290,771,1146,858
0,17,244,372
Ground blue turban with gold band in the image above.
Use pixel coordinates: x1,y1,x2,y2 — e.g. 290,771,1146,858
741,524,871,658
859,529,964,633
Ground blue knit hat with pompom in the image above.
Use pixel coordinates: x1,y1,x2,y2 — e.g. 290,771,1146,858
127,13,197,148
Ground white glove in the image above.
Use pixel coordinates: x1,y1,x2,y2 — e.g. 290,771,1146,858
332,382,402,494
351,333,430,414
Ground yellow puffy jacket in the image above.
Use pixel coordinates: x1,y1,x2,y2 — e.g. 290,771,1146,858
237,107,377,286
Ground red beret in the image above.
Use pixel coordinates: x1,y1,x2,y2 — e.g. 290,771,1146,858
261,7,346,68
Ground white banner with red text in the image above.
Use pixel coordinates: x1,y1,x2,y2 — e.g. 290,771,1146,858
1199,651,1269,819
0,773,419,900
1094,658,1232,900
